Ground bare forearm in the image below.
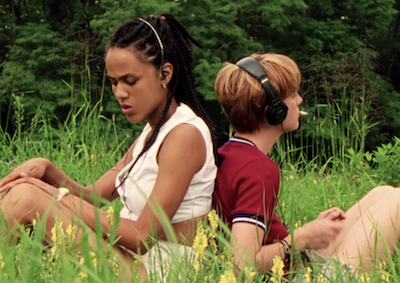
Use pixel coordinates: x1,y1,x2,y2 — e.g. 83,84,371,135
253,237,291,272
43,162,100,205
65,196,151,253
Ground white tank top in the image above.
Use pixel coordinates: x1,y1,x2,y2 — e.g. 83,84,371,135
116,103,217,223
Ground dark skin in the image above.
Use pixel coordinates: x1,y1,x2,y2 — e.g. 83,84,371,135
0,46,209,280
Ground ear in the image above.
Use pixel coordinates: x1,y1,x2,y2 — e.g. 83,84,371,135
161,62,173,85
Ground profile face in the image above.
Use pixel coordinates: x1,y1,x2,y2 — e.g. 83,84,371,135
281,92,303,132
105,47,167,125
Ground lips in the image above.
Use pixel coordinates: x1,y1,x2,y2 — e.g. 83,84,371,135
120,104,132,115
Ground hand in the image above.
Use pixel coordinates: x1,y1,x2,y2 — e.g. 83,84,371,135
0,158,50,193
0,176,58,200
316,207,346,222
294,208,345,250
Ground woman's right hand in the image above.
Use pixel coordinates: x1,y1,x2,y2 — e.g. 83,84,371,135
0,157,51,192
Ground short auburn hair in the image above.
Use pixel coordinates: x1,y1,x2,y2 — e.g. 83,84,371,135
214,53,301,133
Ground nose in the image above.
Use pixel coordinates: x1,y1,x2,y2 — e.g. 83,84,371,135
297,92,303,105
113,84,129,99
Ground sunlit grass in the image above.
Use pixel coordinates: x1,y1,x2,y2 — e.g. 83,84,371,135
1,93,400,282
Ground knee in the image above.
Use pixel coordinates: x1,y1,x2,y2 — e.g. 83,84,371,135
2,183,38,211
369,185,395,196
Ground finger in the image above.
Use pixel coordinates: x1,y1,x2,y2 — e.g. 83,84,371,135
0,172,21,188
0,177,57,199
317,208,335,219
16,177,57,196
320,207,343,219
325,210,344,221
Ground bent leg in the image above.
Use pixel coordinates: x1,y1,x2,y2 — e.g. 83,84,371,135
334,188,400,271
0,183,87,244
323,186,395,253
1,183,147,281
343,185,395,228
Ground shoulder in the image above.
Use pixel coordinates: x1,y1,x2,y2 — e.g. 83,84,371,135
157,123,206,176
164,123,205,149
219,143,278,175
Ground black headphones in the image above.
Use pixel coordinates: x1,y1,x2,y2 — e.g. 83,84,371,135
236,57,288,125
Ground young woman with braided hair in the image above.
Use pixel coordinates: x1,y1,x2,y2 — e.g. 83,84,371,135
0,14,217,281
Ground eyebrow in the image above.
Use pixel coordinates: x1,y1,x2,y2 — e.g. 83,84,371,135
106,73,138,80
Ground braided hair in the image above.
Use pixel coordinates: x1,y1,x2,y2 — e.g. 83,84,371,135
106,14,218,193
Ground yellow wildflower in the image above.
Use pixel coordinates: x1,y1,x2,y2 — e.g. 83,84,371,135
270,255,284,283
193,223,208,260
360,274,370,283
50,214,66,255
381,272,390,282
106,206,115,237
0,251,5,269
243,266,256,282
303,266,312,283
79,271,88,280
219,269,236,283
317,273,328,283
90,251,98,268
379,262,390,282
106,206,115,226
193,260,200,272
208,209,219,231
78,256,88,279
65,224,76,245
109,255,120,277
192,222,209,275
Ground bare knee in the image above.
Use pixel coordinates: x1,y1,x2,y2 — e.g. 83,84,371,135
2,184,40,221
368,185,395,197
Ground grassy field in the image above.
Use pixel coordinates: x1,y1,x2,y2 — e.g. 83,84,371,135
0,101,399,282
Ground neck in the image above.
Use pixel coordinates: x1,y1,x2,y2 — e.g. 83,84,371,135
148,96,178,129
235,127,281,155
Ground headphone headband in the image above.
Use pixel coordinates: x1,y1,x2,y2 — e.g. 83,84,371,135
235,56,288,125
138,17,166,79
235,57,280,104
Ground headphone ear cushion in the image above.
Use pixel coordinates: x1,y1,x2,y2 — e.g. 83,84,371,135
265,101,288,125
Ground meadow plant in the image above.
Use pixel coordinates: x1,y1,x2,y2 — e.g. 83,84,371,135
1,80,400,282
270,255,285,283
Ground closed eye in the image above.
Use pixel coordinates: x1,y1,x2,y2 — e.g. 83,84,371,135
125,79,137,86
107,76,117,86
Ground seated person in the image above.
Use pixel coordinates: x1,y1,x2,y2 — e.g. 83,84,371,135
213,52,400,280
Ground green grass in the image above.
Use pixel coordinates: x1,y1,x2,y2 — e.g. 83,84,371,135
1,96,400,282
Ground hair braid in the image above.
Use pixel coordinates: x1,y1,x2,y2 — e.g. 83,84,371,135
108,15,222,194
162,15,225,152
161,15,216,130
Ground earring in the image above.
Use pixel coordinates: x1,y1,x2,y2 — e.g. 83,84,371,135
162,83,167,89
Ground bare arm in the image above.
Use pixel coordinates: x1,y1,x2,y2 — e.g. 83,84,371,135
67,123,207,252
0,141,137,204
231,207,346,273
81,141,136,202
2,124,207,252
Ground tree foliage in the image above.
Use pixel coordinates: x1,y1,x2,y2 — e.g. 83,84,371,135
1,0,399,152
